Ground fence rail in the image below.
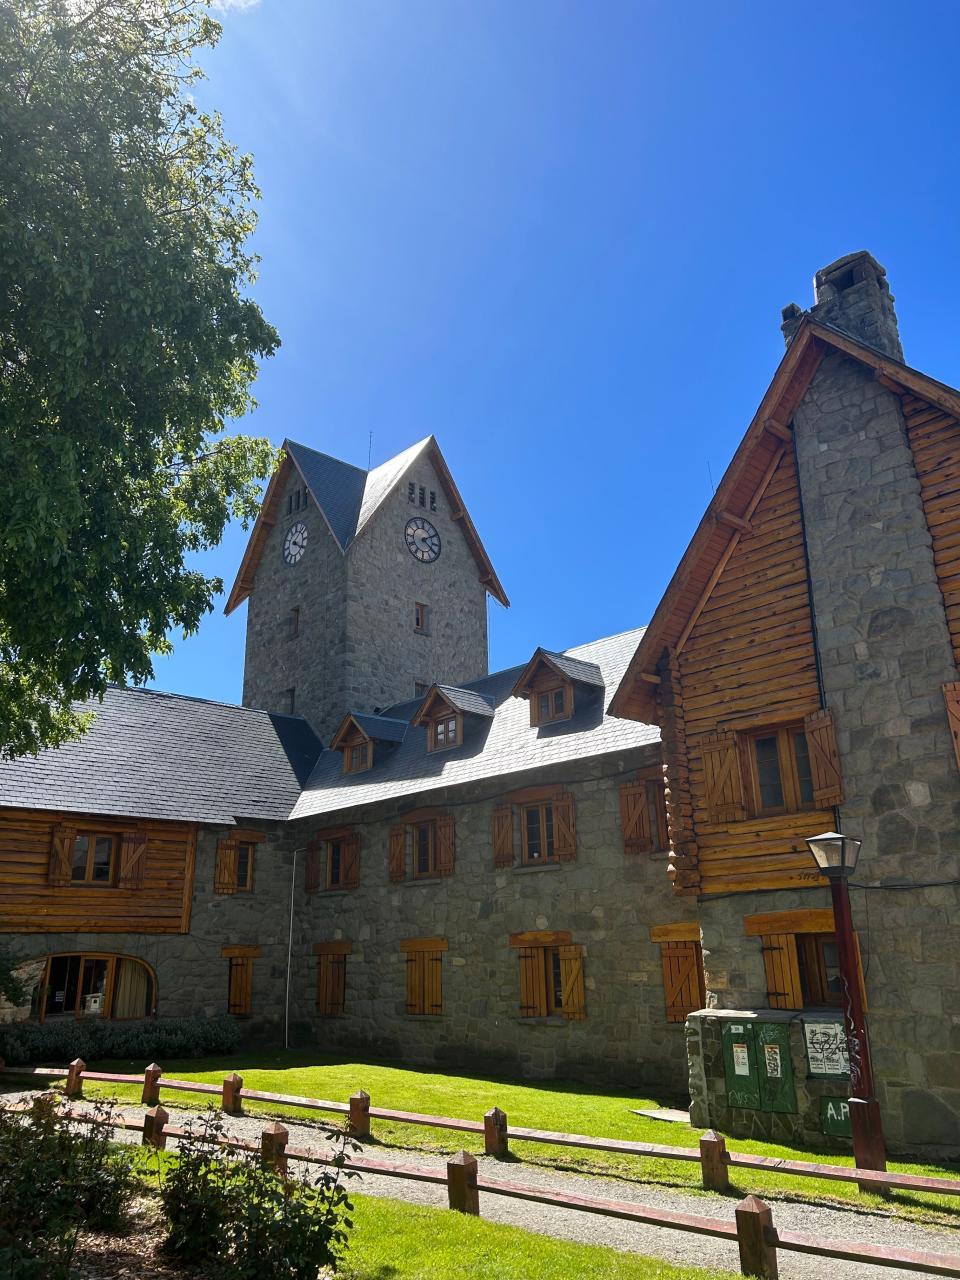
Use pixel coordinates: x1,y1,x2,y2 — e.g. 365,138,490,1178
2,1096,958,1279
2,1060,960,1203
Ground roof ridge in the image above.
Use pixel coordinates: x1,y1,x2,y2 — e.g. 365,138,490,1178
286,438,368,478
116,684,306,722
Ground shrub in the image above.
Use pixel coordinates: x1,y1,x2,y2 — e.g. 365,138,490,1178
0,1093,134,1279
154,1108,357,1279
0,1013,239,1066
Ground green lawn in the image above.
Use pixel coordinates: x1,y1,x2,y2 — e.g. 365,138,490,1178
58,1049,960,1220
340,1192,739,1280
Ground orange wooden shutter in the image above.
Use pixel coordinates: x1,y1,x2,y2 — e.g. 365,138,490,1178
761,933,802,1010
341,831,360,889
558,944,586,1020
518,946,547,1017
700,732,746,823
405,950,424,1014
228,957,252,1014
214,838,239,894
48,823,76,886
304,841,322,894
436,814,455,876
426,949,443,1015
316,953,346,1015
619,780,652,853
944,682,960,774
553,792,577,861
492,803,514,868
659,940,705,1022
804,709,844,807
388,825,406,882
117,830,147,889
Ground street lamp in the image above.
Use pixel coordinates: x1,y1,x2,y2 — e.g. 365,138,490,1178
805,831,886,1174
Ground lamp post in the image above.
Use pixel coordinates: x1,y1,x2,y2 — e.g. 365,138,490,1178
805,831,886,1173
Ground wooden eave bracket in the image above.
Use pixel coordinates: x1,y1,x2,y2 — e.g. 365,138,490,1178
713,509,753,535
763,417,793,442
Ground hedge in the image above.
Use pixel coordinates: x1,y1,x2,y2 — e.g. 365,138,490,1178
0,1014,239,1066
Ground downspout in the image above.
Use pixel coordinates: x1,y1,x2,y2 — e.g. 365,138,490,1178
285,846,308,1050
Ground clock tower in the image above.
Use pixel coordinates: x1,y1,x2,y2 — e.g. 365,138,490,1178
225,437,507,742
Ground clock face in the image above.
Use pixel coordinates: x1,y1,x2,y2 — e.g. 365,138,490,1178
283,521,308,565
404,516,441,563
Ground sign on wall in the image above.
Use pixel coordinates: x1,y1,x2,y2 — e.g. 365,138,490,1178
804,1021,849,1077
821,1096,852,1136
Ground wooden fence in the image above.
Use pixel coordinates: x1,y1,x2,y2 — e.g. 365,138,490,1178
2,1096,959,1279
3,1060,957,1203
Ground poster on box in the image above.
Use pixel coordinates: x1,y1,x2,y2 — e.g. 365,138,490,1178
805,1022,849,1077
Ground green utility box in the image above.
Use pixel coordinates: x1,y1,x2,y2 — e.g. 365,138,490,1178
721,1021,797,1114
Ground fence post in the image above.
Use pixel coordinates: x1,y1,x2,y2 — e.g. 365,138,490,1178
349,1089,371,1139
699,1129,730,1192
447,1150,480,1215
222,1072,243,1115
142,1104,169,1150
484,1106,509,1158
735,1195,778,1279
65,1057,86,1100
141,1062,162,1107
261,1121,289,1175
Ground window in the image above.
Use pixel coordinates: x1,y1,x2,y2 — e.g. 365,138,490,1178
305,831,359,892
511,931,585,1019
344,741,371,774
431,715,459,751
214,834,261,894
286,487,306,514
70,833,117,886
222,945,261,1016
314,941,350,1015
284,687,296,715
289,606,300,639
35,954,156,1021
414,602,428,633
492,788,576,869
401,938,445,1015
538,687,569,724
649,924,705,1022
408,481,416,503
414,681,428,698
745,726,814,815
619,774,669,853
389,812,455,881
744,909,866,1011
522,803,555,864
418,485,426,507
429,490,437,512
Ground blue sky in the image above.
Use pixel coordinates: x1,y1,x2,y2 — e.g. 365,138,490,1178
153,0,960,703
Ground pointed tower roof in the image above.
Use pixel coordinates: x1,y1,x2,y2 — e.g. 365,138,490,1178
225,435,508,614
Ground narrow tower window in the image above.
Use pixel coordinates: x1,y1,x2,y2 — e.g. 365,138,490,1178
284,688,296,715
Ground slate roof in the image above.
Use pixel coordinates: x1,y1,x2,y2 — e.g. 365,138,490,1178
0,687,322,825
349,713,409,744
432,685,496,718
291,627,659,822
537,651,605,688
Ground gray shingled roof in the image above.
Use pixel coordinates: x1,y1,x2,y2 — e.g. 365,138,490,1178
433,685,496,718
540,651,605,688
292,628,659,822
0,687,322,825
350,713,408,744
287,437,431,553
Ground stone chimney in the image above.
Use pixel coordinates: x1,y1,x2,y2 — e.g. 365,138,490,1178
780,251,904,361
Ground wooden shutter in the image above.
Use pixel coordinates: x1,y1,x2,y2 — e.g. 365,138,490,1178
558,944,586,1020
405,950,424,1014
761,932,802,1010
117,830,147,889
619,781,652,853
804,709,844,806
518,946,547,1017
425,949,443,1014
944,682,960,774
214,838,238,894
316,953,346,1015
48,823,76,887
700,732,746,823
659,940,705,1022
388,825,406,882
341,832,360,889
304,841,322,894
553,792,577,861
492,803,514,868
227,957,252,1014
436,814,455,876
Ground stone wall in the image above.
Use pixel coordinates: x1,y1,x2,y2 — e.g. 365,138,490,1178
283,746,696,1089
344,452,489,715
243,464,348,741
792,348,960,1148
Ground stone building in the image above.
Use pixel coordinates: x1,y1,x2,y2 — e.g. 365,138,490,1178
1,251,958,1150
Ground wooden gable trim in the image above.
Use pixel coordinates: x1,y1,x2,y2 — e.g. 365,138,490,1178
510,650,573,700
743,908,834,938
411,686,459,726
649,922,700,943
330,715,372,753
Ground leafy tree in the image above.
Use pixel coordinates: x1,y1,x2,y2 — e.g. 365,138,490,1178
0,0,280,758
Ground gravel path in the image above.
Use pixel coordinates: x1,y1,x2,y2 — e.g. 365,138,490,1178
11,1091,960,1280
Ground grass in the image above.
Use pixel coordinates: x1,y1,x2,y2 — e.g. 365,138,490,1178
41,1049,960,1221
339,1192,740,1280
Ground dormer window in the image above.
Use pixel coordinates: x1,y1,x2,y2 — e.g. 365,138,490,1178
348,742,370,773
511,648,604,729
330,711,407,775
412,683,495,753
